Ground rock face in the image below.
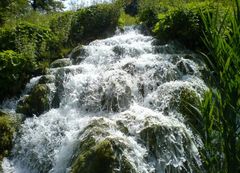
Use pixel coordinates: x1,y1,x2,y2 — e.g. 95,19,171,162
16,84,50,117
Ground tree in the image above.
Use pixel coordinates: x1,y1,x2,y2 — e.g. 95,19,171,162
30,0,64,12
0,0,29,25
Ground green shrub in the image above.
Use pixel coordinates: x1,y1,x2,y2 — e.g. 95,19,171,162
0,22,53,60
48,11,75,59
0,113,16,161
153,2,217,49
0,50,36,100
69,3,120,44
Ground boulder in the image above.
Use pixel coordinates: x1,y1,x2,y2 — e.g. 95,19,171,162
50,58,71,68
69,46,88,64
16,84,50,117
69,119,136,173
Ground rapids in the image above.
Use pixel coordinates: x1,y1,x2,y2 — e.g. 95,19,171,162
1,26,207,173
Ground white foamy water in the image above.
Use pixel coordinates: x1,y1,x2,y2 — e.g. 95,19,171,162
2,26,207,173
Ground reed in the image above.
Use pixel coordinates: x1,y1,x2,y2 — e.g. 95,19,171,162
200,0,240,172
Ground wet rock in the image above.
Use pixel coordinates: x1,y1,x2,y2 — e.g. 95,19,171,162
122,63,136,76
116,120,129,135
178,88,201,127
16,84,50,117
140,123,198,172
112,46,125,56
50,58,71,68
101,85,132,112
69,46,88,64
153,63,180,85
38,75,55,84
176,59,195,75
69,119,136,173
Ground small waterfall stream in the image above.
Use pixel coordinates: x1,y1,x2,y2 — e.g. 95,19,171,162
2,26,207,173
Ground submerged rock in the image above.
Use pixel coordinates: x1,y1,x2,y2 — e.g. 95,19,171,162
140,123,200,172
16,84,50,117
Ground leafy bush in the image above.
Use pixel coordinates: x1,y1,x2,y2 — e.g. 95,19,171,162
48,11,75,59
153,2,218,49
69,3,120,44
0,22,52,60
0,112,17,161
0,50,36,100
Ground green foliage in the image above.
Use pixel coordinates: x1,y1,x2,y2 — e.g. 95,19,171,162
0,22,53,61
0,50,36,100
118,10,138,27
30,0,64,12
199,0,240,172
0,0,29,26
0,113,16,161
69,3,120,44
48,11,74,59
153,2,217,49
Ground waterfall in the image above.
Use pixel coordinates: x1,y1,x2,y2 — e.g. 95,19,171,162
1,26,207,173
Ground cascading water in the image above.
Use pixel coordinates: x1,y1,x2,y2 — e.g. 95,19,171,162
1,26,207,173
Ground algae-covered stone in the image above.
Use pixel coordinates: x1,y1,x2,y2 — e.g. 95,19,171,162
50,58,71,68
178,87,201,128
16,84,50,117
38,75,55,84
69,118,136,173
0,111,17,161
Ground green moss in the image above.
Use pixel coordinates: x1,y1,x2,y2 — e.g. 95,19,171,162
16,84,50,117
71,139,116,173
69,119,136,173
0,112,16,161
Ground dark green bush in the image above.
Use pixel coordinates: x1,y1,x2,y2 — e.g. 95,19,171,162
0,22,52,60
0,50,36,100
0,112,17,161
48,11,75,60
153,2,218,50
69,3,120,44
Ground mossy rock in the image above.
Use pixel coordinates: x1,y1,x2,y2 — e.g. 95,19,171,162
0,111,17,161
69,118,136,173
178,87,201,128
38,75,55,84
16,84,50,117
50,58,71,68
69,45,88,64
176,59,195,75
